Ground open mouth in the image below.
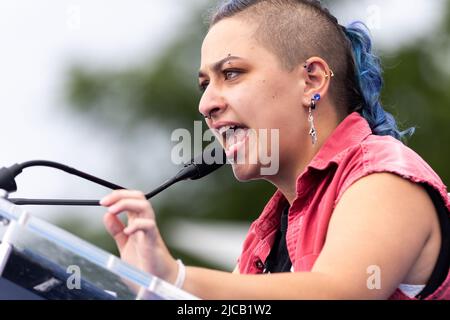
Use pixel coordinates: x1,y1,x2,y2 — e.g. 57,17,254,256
217,125,250,158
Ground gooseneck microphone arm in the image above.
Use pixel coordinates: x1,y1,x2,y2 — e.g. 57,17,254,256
16,160,126,190
0,150,225,206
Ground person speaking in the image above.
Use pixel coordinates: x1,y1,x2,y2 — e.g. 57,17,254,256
101,0,449,300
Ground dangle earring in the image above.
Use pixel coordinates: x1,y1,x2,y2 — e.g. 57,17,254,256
308,94,321,145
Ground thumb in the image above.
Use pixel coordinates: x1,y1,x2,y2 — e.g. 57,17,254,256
103,212,128,252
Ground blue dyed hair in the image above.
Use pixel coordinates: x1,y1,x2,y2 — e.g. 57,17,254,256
343,21,415,140
209,1,415,141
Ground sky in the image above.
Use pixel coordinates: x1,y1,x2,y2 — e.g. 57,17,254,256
0,0,447,269
0,0,207,222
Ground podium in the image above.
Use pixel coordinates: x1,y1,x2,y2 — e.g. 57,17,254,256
0,195,198,300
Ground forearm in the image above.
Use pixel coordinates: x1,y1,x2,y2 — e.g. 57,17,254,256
182,267,351,300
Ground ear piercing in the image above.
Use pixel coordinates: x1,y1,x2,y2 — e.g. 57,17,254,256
324,69,335,79
310,93,321,110
308,93,321,145
303,63,334,80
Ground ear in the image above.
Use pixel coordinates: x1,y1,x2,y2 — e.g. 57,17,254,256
301,57,334,108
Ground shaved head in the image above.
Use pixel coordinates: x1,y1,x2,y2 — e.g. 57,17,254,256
208,0,361,115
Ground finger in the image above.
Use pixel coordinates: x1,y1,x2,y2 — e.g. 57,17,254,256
123,218,157,238
100,190,146,206
106,198,153,218
103,212,128,251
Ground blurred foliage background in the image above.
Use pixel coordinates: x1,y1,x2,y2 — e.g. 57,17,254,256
61,0,450,269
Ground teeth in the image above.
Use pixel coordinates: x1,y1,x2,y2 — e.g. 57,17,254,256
216,125,249,152
218,126,231,136
218,125,239,137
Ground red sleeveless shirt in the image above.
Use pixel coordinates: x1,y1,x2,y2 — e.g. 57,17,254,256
238,112,450,300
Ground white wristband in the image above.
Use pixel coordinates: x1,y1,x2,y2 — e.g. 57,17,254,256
174,259,186,289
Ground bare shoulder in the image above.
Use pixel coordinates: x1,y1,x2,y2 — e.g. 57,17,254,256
312,172,439,298
337,172,437,229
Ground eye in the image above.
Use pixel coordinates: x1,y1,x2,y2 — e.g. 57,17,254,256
223,69,241,80
198,80,209,93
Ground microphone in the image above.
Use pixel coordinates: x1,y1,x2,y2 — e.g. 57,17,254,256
0,149,226,206
143,149,226,199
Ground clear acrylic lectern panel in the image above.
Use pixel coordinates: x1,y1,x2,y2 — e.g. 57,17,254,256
0,196,197,300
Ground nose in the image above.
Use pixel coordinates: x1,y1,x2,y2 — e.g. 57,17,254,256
198,86,227,121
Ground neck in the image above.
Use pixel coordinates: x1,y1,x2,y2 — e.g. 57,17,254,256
267,109,342,206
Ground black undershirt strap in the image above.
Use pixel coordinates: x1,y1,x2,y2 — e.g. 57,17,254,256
416,184,450,299
264,205,292,273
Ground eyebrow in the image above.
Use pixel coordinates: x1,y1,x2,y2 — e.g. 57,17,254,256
198,56,244,78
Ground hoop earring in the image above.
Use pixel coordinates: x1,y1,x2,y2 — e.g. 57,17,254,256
324,69,335,79
308,94,321,145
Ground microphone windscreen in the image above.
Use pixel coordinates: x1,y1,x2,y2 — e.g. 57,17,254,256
189,148,226,180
